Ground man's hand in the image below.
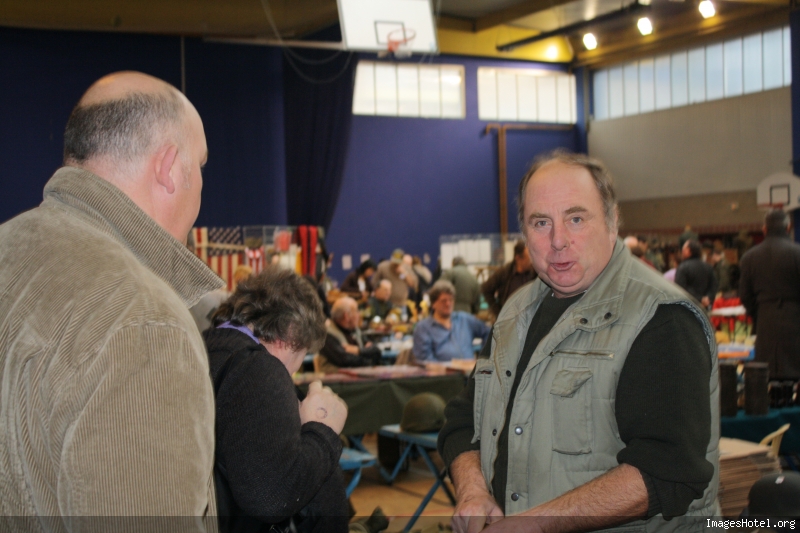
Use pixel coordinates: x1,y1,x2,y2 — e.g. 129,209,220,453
299,381,348,434
450,451,504,533
700,296,710,308
344,344,360,355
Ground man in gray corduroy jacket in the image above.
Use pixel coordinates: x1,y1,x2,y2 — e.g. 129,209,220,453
0,72,224,531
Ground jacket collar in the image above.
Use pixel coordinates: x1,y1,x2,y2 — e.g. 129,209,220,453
42,166,224,307
497,238,629,333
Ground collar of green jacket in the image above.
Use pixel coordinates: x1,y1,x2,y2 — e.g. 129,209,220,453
496,239,629,330
42,166,224,307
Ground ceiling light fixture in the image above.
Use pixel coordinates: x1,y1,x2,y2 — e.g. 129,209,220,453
496,1,649,52
637,17,653,35
698,0,716,18
583,33,598,50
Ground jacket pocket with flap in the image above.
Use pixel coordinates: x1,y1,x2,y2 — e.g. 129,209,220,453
550,367,593,455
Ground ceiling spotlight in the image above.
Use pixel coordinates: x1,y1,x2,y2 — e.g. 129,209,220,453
698,0,716,18
583,33,598,50
545,45,559,60
637,17,653,35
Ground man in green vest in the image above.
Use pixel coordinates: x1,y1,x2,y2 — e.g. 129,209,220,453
438,150,719,533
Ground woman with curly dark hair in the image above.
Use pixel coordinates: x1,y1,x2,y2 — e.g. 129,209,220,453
204,266,349,533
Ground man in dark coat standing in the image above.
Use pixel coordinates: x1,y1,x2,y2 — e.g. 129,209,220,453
481,240,537,318
676,239,717,309
740,209,800,379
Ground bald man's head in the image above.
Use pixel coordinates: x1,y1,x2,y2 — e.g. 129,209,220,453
62,72,208,244
63,72,189,173
331,297,359,329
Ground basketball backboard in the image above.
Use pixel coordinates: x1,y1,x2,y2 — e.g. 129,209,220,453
337,0,438,55
756,171,800,212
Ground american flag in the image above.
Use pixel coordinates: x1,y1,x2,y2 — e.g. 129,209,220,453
246,247,265,275
192,226,245,291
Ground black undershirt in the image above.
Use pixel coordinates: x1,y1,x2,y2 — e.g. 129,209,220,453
438,298,713,519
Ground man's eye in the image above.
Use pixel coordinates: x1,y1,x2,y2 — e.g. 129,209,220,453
570,216,583,224
533,220,548,227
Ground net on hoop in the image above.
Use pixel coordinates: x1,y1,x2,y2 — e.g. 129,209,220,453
387,28,416,58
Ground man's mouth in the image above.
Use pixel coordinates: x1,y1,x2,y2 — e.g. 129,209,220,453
550,261,575,271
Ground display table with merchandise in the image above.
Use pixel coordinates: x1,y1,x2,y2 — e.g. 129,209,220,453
295,368,466,436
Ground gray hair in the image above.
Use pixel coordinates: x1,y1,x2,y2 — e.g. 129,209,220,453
517,149,619,233
428,280,455,304
212,267,327,353
331,297,357,323
63,90,186,168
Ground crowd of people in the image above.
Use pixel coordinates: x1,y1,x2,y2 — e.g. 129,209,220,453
1,70,797,533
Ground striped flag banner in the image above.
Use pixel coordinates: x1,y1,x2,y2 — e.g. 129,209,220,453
192,226,245,291
246,247,265,275
192,227,208,263
209,253,244,291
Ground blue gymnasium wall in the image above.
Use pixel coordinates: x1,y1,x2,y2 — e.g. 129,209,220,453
325,54,581,283
0,27,180,223
0,25,585,270
0,27,287,227
185,39,287,227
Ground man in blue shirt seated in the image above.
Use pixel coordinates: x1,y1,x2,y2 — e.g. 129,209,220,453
413,280,490,362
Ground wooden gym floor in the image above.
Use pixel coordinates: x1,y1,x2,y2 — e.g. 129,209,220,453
349,433,455,532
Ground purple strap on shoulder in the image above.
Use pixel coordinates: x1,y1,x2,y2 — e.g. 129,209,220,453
217,321,259,345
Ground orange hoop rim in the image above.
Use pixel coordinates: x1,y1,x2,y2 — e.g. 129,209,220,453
387,28,416,52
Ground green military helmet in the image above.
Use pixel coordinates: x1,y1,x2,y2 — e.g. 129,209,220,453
400,393,446,433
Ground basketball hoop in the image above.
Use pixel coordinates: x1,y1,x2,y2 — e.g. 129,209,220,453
387,27,416,59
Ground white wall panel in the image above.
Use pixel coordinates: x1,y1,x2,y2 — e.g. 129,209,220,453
608,66,624,118
784,27,792,85
556,75,573,123
593,69,609,120
743,33,763,94
518,75,538,121
705,44,724,101
352,62,376,115
374,62,398,115
624,63,639,116
655,55,671,110
724,38,743,97
478,68,498,120
440,66,464,119
396,64,419,117
688,48,706,104
638,59,655,114
671,51,688,107
418,66,440,118
537,76,558,122
588,88,791,200
763,28,784,90
497,71,518,120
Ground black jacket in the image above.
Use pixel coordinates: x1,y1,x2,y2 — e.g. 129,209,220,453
481,262,536,317
740,235,800,378
204,327,349,533
675,258,717,307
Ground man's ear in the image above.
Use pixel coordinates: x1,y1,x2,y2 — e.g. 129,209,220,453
154,144,179,195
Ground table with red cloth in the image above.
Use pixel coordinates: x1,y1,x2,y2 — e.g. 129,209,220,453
710,296,752,341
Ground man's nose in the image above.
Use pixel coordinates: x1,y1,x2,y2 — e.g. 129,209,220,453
551,222,569,251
